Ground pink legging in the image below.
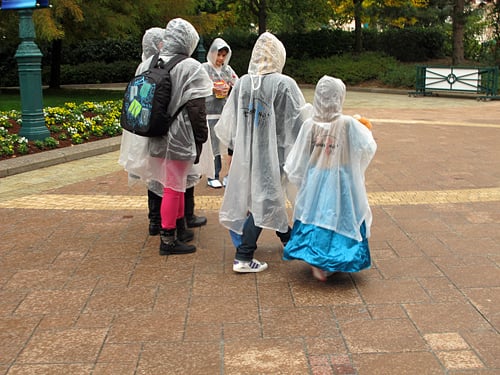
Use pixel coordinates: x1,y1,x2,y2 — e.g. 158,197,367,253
161,187,185,230
159,159,191,230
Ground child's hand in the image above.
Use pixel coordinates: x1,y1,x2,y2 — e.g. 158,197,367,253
353,114,372,130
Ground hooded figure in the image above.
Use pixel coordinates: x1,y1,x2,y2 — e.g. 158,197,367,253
140,27,165,62
214,32,310,273
119,24,210,241
202,38,238,187
283,75,377,281
119,27,165,178
120,18,212,256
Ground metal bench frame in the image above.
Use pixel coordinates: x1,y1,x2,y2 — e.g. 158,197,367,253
409,65,499,101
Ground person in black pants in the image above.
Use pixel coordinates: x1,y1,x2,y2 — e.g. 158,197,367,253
148,187,206,237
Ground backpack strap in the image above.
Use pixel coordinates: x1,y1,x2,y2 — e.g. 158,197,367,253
149,52,161,70
160,54,189,123
162,54,188,71
148,52,188,71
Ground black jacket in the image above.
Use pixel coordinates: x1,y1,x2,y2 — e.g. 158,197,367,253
186,97,208,164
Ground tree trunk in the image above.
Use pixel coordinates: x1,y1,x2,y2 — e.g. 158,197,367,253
452,0,465,65
49,39,62,89
354,0,363,53
258,0,267,35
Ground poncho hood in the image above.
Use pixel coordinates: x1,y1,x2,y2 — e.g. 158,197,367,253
248,32,286,75
162,18,199,56
141,27,164,62
206,38,232,68
313,75,346,123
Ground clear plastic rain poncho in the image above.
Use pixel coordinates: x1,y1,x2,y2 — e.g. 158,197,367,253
202,38,238,157
214,32,311,235
119,18,212,193
284,76,377,241
118,27,164,188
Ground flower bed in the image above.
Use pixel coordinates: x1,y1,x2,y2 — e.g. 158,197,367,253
0,101,123,161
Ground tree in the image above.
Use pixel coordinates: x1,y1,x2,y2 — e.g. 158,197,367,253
267,0,332,33
486,0,500,63
207,0,332,34
452,0,465,63
29,0,197,88
354,0,364,51
240,0,268,34
32,0,84,88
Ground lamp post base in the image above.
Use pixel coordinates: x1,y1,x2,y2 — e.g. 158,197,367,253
14,9,50,141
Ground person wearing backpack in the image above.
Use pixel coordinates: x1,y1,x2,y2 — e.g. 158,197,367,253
119,26,209,244
120,18,212,255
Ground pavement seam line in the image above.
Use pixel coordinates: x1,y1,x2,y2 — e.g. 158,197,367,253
1,187,499,210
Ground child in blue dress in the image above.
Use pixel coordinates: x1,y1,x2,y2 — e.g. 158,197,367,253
283,76,377,281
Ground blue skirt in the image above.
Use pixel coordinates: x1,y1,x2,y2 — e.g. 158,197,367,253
283,220,371,273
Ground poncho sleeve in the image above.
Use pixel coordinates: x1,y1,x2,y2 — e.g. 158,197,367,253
213,78,240,150
284,119,315,188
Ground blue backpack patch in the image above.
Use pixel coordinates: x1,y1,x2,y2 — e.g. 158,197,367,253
120,53,187,137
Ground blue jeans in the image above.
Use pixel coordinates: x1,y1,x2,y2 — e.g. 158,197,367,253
235,213,291,262
213,154,221,180
235,214,262,261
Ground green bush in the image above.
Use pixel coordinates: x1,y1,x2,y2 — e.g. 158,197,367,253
378,27,446,62
42,60,137,85
58,38,141,65
377,64,417,88
205,28,257,51
278,29,354,59
284,52,410,87
0,27,453,89
227,48,252,77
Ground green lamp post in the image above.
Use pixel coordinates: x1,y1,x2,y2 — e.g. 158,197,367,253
1,0,51,140
196,35,206,63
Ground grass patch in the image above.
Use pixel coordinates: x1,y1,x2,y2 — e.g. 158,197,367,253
0,88,125,112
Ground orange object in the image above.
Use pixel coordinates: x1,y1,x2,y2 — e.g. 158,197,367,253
353,114,373,130
214,80,228,99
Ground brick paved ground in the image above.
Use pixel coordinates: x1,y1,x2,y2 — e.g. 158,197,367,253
0,89,499,374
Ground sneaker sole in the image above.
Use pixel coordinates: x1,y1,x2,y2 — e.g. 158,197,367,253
233,264,268,273
207,180,223,188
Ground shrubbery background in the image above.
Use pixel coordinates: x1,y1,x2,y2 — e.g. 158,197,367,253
0,26,467,89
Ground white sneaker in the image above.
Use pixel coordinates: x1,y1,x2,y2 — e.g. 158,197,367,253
208,179,223,188
233,258,268,273
223,175,228,187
